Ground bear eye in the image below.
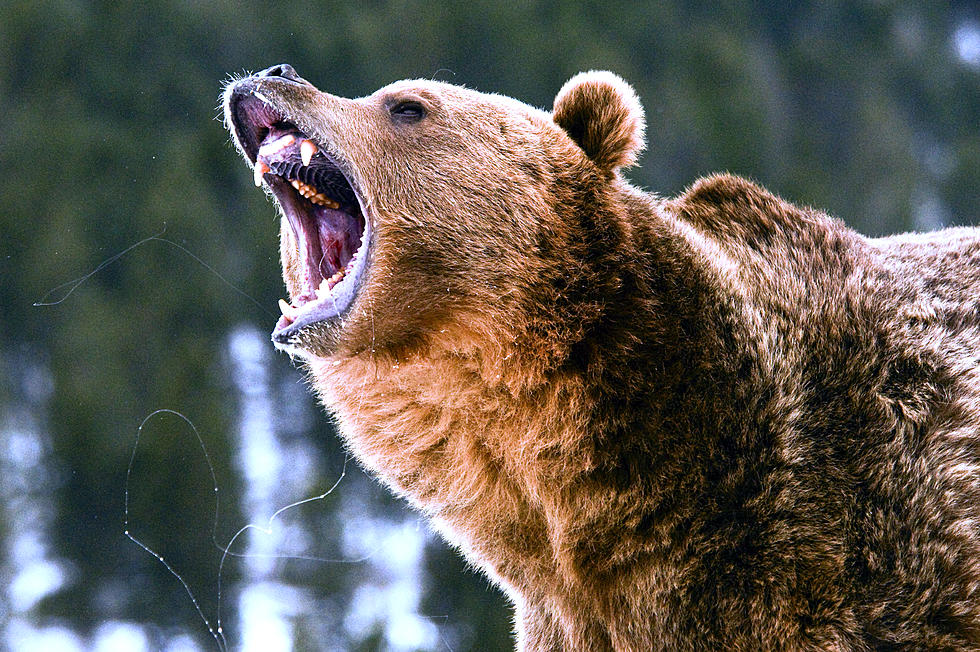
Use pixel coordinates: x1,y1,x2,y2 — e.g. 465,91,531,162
389,100,426,124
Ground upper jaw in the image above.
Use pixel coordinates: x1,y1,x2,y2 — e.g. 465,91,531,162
224,77,372,356
224,73,316,161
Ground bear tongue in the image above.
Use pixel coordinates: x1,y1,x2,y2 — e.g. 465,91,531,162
288,209,352,302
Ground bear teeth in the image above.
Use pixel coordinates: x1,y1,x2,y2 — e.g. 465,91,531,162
289,179,340,208
300,139,318,166
278,269,347,320
316,269,346,297
278,298,297,319
254,160,270,187
257,134,296,159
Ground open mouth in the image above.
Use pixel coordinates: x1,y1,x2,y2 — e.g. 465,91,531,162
229,91,370,345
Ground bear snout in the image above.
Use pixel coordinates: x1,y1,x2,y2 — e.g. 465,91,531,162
255,63,314,87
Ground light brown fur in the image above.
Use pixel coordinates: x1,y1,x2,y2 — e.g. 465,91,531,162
226,67,980,650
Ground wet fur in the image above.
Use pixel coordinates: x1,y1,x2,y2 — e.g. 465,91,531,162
228,70,980,650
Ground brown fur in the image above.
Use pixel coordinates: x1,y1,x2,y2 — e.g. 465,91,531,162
226,68,980,650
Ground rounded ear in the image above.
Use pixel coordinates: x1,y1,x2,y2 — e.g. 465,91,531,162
552,71,646,172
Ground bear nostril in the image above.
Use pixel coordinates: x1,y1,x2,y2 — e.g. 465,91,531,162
257,64,306,84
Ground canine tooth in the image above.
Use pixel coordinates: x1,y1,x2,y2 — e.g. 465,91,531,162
254,160,271,186
291,179,301,190
301,139,318,166
278,299,294,316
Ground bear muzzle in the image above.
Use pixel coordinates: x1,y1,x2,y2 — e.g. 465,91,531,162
225,69,371,354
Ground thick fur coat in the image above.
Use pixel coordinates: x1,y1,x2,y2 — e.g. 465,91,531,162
225,66,980,650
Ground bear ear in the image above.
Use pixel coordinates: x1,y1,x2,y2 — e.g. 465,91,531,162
552,71,646,172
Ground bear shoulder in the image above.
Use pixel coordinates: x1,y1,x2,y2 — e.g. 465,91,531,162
672,173,825,235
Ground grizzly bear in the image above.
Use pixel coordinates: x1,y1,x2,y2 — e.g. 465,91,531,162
224,64,980,650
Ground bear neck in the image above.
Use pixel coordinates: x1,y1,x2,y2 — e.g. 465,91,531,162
305,178,772,602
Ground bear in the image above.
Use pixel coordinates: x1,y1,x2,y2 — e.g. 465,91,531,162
224,64,980,650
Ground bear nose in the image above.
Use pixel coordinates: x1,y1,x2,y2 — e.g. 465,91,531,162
256,63,310,86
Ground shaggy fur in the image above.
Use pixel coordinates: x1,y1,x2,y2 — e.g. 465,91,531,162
225,67,980,651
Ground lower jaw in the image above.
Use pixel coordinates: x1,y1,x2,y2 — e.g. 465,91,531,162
271,238,371,352
272,309,332,354
271,285,355,347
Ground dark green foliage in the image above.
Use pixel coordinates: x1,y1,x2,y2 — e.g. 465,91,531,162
0,2,976,649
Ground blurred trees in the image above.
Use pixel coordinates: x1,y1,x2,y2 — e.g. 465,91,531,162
0,1,977,650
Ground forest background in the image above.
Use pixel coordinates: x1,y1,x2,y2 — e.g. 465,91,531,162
1,2,978,650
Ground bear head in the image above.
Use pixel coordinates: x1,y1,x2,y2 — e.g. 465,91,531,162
224,66,646,365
